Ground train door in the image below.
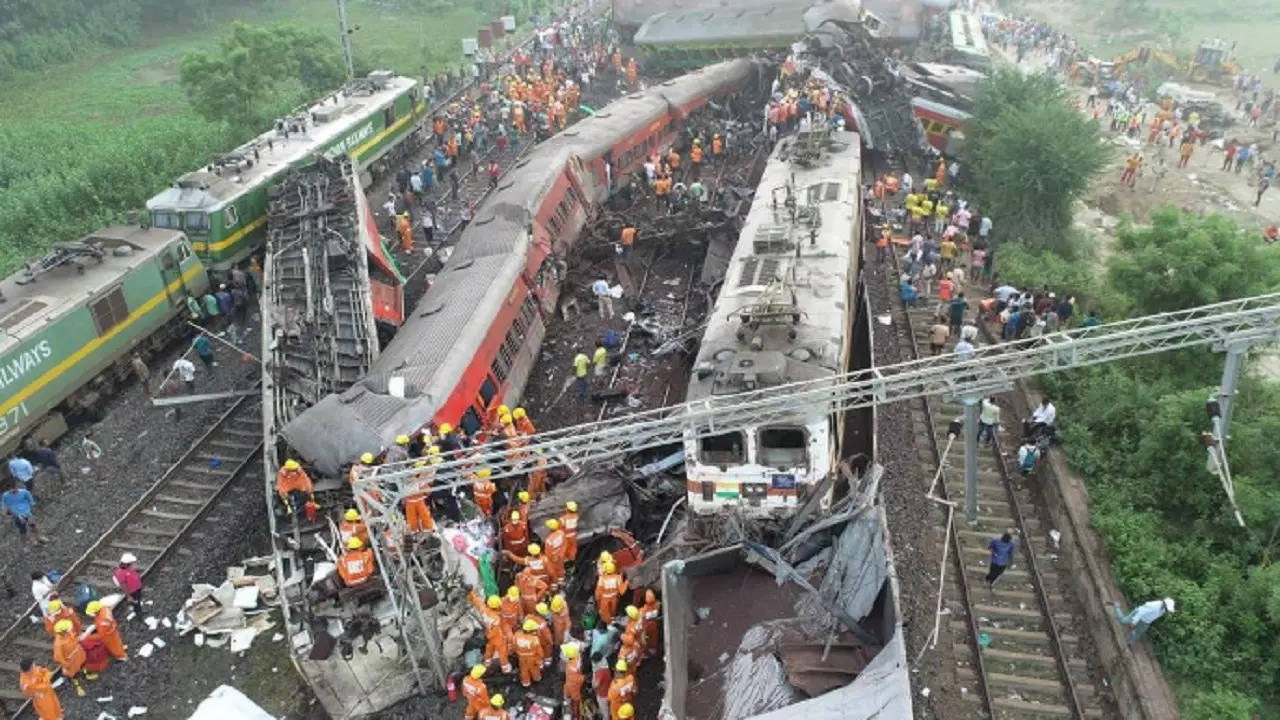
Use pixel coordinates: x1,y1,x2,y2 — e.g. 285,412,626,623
157,239,193,309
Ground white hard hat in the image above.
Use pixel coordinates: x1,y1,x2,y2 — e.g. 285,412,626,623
1163,597,1176,613
120,552,138,564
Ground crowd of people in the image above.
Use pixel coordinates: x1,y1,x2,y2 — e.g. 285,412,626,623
275,398,661,720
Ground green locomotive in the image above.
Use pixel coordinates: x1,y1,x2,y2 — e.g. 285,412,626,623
147,70,425,270
0,227,209,456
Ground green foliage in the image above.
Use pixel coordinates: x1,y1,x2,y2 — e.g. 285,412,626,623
179,22,345,133
1107,208,1280,315
964,70,1110,256
1183,686,1260,720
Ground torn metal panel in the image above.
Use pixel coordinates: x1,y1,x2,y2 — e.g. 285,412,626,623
745,632,911,720
528,465,633,540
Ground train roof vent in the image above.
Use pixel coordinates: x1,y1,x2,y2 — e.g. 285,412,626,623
0,299,49,332
736,257,760,287
313,104,345,123
753,225,793,255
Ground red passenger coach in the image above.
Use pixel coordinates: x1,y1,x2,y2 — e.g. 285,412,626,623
283,60,757,475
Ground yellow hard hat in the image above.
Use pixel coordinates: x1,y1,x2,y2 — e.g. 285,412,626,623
510,511,521,522
490,694,505,708
694,138,701,145
528,544,541,556
427,445,441,456
566,501,578,513
626,605,640,620
48,599,62,613
346,536,364,550
497,404,510,417
344,508,360,522
507,586,519,600
470,664,486,679
546,518,560,531
551,595,566,612
562,643,579,659
615,659,629,672
535,602,549,615
477,468,492,479
619,703,635,719
395,434,410,445
603,562,617,574
414,460,426,468
522,619,538,632
86,601,103,616
54,619,73,634
513,407,527,419
500,414,513,426
429,456,443,465
284,459,300,471
360,452,375,464
518,491,530,503
600,550,613,562
487,595,501,610
439,423,453,434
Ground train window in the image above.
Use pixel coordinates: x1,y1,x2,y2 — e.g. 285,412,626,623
490,355,509,382
479,377,498,406
175,240,192,263
384,105,396,127
700,432,745,465
184,212,209,231
90,287,130,336
758,427,807,468
151,211,179,229
460,408,482,436
224,206,239,228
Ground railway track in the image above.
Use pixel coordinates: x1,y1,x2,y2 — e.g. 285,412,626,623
888,270,1106,718
0,395,262,715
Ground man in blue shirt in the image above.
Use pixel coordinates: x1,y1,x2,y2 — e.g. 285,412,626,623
7,456,33,491
986,532,1016,588
2,481,46,543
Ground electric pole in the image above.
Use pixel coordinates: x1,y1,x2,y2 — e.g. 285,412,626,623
335,0,355,82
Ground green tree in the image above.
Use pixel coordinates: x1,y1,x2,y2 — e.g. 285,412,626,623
179,22,345,133
963,69,1109,257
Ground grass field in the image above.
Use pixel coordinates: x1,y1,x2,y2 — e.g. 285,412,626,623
0,0,495,274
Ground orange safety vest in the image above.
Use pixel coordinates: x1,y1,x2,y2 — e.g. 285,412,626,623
620,227,636,246
338,549,374,586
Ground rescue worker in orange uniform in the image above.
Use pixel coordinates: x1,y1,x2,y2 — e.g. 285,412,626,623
499,586,522,639
543,518,568,588
513,618,545,688
689,139,703,180
626,58,637,88
85,601,126,661
617,631,642,669
397,213,413,253
52,619,89,696
514,490,532,522
42,599,81,637
527,450,549,499
561,501,580,561
507,542,550,586
515,566,549,616
478,694,510,720
641,589,661,657
512,407,536,436
475,595,512,674
339,508,369,546
549,594,571,646
623,605,645,652
616,704,635,720
348,452,376,485
595,561,627,623
461,664,490,720
561,643,586,720
667,147,681,178
337,536,375,587
607,660,637,720
276,459,314,517
501,510,529,557
528,605,554,660
18,659,62,720
472,468,496,517
712,133,724,164
404,462,435,533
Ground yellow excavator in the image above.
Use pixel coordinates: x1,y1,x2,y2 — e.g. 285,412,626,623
1109,41,1240,86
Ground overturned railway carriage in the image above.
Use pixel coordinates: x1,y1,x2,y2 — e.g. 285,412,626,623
147,71,424,270
0,227,208,455
684,130,862,517
283,60,760,476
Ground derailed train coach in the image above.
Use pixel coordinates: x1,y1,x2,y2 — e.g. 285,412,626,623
283,60,763,475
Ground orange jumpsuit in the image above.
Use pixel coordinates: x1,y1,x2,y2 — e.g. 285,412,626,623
607,672,637,720
561,509,579,560
513,629,544,687
618,636,642,669
543,528,567,586
501,515,530,556
404,479,435,533
527,454,548,499
276,467,313,502
550,603,571,646
528,613,553,658
479,607,511,672
397,215,413,253
515,569,549,616
509,552,550,587
626,59,637,87
337,548,375,587
473,477,496,517
338,519,369,546
19,665,62,720
461,675,490,720
690,145,703,166
91,607,127,660
563,657,586,719
52,632,85,679
595,572,627,623
641,593,661,655
499,594,522,639
712,136,723,157
42,607,82,637
477,706,510,720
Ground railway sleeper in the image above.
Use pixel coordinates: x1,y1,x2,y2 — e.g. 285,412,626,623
110,540,170,554
155,493,209,506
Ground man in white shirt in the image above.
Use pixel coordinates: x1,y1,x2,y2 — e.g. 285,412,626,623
953,338,975,361
173,357,196,394
1111,597,1175,644
901,171,914,194
1026,398,1056,440
591,278,614,319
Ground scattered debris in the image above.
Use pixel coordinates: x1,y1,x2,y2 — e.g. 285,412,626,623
180,557,281,653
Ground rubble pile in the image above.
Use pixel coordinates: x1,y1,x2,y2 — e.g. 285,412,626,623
178,555,281,654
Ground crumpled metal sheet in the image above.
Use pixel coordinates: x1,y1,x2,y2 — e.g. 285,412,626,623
528,466,632,542
744,631,912,720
